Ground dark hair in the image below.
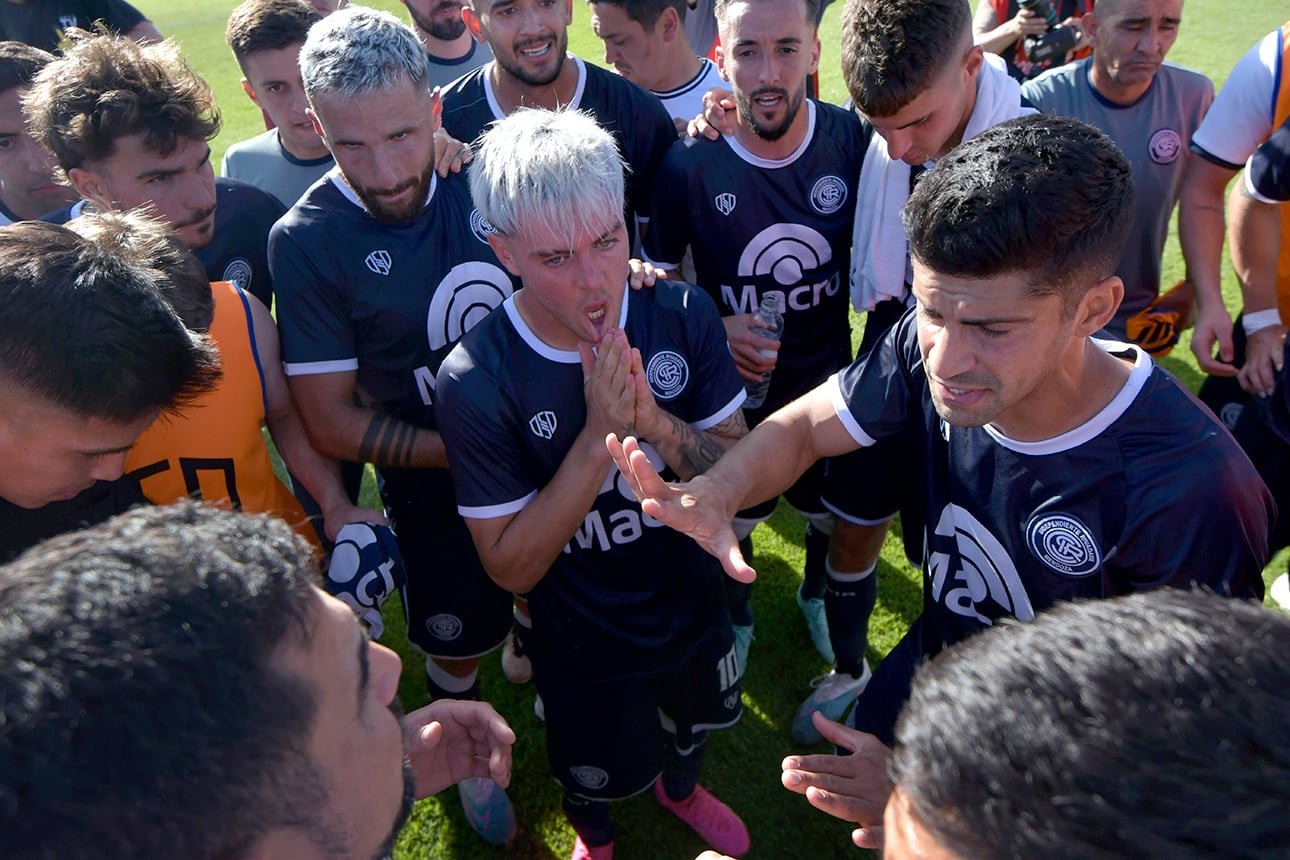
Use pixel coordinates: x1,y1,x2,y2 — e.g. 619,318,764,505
67,209,216,332
588,0,687,33
226,0,322,71
840,0,971,117
714,0,820,34
890,589,1290,858
902,114,1134,306
0,220,220,422
24,30,220,173
0,41,53,95
0,503,329,860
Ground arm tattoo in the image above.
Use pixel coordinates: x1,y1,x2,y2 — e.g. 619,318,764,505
358,413,418,468
657,408,748,479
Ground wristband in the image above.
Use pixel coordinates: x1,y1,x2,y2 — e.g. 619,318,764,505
1242,309,1283,336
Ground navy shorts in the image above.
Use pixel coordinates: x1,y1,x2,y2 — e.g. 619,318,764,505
386,507,512,660
536,621,742,801
737,458,828,522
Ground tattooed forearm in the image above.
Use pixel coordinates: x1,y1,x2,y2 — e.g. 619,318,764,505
357,413,419,467
650,408,749,480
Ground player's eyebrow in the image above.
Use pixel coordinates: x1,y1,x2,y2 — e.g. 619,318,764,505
530,222,623,258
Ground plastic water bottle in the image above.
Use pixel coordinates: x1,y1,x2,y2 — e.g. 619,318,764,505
743,294,783,409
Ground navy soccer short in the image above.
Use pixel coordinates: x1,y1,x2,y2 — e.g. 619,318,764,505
737,458,828,522
535,621,742,801
387,509,512,660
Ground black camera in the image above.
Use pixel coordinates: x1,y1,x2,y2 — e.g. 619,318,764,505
1018,0,1081,64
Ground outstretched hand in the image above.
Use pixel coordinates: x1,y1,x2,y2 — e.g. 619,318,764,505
606,433,756,583
781,713,893,849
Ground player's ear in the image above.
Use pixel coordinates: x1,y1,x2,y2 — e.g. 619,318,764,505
809,31,821,76
659,6,680,41
67,166,109,207
1080,12,1098,47
463,4,485,41
1073,275,1123,335
240,78,261,107
487,232,522,277
305,107,326,142
715,43,728,81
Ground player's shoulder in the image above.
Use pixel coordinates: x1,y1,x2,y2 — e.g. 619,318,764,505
216,176,286,222
271,172,354,240
441,301,519,386
439,63,488,106
1020,58,1084,106
1155,61,1214,97
223,128,279,159
582,57,672,120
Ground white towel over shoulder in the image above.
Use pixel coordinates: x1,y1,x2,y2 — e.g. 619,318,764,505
849,53,1035,312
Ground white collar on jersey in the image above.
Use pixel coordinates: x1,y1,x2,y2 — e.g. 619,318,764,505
980,340,1152,455
503,280,631,363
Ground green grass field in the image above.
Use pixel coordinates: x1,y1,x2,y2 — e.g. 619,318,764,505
131,1,1288,856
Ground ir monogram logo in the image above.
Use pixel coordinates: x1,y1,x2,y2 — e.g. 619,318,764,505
365,249,392,276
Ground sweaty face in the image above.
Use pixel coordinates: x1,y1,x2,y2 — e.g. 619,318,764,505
0,86,75,220
404,0,469,41
590,2,665,90
1087,0,1182,100
310,77,440,224
274,588,411,860
716,0,819,146
0,385,157,508
912,261,1081,438
241,44,329,161
863,45,982,166
490,216,630,350
71,134,218,250
474,0,572,87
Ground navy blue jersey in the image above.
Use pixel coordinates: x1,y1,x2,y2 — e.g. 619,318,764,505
0,0,144,52
270,168,514,515
437,281,745,680
645,100,866,414
439,56,675,229
1249,115,1290,204
834,311,1270,650
42,177,283,309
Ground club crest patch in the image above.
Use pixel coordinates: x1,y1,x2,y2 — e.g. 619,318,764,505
1025,513,1101,576
570,766,610,791
645,350,689,400
810,175,848,215
1148,128,1182,164
426,613,463,641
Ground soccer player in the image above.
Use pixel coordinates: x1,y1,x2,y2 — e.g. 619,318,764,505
588,0,724,134
26,30,284,309
1228,118,1290,612
698,0,1034,745
438,108,751,860
400,0,495,90
66,210,380,544
223,0,335,210
643,0,863,705
1022,0,1211,355
0,220,219,559
1180,22,1290,430
442,0,676,234
0,503,517,860
0,42,76,225
610,114,1272,845
270,7,519,844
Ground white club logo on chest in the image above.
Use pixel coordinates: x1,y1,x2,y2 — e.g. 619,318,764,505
365,249,392,276
1025,513,1101,576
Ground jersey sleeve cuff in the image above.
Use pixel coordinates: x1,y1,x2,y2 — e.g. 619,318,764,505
1244,161,1284,205
828,372,876,447
1189,142,1243,172
283,358,359,376
457,491,536,520
692,389,747,430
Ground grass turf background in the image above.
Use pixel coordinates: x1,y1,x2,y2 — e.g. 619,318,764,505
131,1,1288,856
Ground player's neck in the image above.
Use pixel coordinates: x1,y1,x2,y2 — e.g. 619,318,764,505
990,340,1134,442
733,103,810,161
1089,62,1153,106
651,52,704,94
416,27,477,62
277,129,330,162
490,55,580,114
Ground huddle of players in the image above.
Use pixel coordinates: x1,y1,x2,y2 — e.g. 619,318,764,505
0,0,1283,858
